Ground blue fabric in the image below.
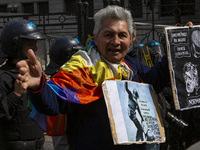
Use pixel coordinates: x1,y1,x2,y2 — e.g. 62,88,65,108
125,54,170,93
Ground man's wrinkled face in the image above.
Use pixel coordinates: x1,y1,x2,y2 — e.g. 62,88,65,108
94,18,132,64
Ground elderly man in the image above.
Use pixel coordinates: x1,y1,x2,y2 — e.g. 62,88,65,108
17,5,169,150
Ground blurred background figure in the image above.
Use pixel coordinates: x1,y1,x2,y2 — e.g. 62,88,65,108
145,40,165,64
45,35,83,150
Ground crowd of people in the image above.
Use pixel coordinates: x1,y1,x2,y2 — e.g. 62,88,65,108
0,4,199,150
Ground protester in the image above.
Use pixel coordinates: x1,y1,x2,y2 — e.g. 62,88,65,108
0,19,46,150
17,5,170,150
45,35,83,150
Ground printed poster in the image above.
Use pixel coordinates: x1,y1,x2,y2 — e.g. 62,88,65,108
101,80,165,145
165,26,200,110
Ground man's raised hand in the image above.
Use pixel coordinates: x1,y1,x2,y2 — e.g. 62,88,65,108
16,49,43,91
185,21,194,28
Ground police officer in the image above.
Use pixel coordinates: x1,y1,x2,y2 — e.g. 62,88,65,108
45,35,83,150
45,35,83,75
0,19,46,150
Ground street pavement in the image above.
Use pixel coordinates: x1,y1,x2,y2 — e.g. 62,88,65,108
43,135,54,150
42,134,200,150
186,141,200,150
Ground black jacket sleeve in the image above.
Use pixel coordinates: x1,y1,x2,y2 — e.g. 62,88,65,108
125,54,170,93
0,73,21,121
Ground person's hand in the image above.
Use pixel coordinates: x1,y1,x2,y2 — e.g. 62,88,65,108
43,72,51,82
14,79,27,97
185,21,194,28
16,49,43,91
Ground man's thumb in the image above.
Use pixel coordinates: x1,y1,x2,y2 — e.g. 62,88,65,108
27,49,38,65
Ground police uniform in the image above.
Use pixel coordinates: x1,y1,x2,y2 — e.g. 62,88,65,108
0,19,46,150
0,62,44,150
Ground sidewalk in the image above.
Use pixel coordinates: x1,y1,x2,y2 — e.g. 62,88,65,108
43,135,54,150
186,141,200,150
42,134,200,150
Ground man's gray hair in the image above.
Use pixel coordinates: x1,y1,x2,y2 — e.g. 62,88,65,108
93,5,135,37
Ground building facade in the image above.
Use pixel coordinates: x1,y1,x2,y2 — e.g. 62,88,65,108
0,0,199,43
0,0,199,71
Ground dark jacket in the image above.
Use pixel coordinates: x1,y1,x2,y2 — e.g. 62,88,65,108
29,55,170,150
0,62,44,149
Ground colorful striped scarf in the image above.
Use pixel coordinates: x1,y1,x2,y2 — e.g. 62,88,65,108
30,46,134,135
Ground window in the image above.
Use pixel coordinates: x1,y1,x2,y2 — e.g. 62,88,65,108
160,0,195,16
65,0,93,16
23,3,34,13
38,2,49,14
65,0,76,15
0,5,7,12
129,0,143,18
82,0,93,17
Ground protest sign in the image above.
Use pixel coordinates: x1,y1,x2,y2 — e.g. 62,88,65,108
165,26,200,110
102,80,165,145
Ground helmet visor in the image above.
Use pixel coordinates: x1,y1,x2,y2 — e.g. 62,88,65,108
21,31,46,40
35,39,48,71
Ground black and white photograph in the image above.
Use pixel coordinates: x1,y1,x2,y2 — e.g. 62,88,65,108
165,26,200,110
102,80,165,145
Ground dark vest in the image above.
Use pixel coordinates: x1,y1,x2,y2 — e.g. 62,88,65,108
0,63,43,143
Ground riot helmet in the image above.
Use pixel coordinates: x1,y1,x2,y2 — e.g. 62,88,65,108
45,36,84,75
145,40,165,64
0,19,46,59
145,40,164,57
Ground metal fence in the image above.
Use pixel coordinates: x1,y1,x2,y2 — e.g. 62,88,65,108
0,13,78,69
0,1,199,46
129,0,200,43
129,0,200,44
0,12,78,43
84,1,200,45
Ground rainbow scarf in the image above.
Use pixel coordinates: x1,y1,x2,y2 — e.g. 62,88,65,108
30,46,133,135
